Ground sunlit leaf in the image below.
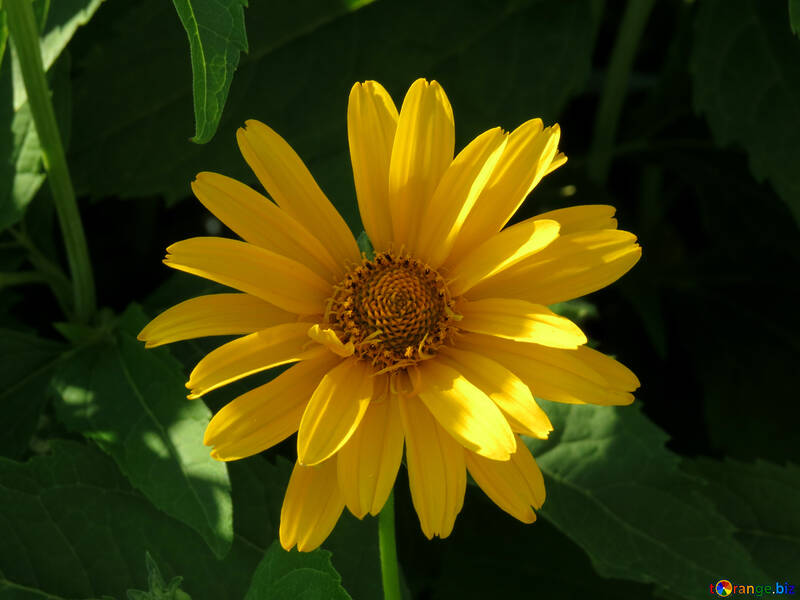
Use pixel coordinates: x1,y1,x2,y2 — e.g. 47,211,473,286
0,441,258,599
51,304,234,559
171,0,248,144
0,10,8,71
0,0,102,231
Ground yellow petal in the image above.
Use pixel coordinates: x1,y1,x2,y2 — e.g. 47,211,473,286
533,204,617,234
438,346,552,440
447,218,560,296
388,79,454,247
415,127,508,267
417,360,516,460
399,395,466,539
460,333,638,406
466,436,545,523
192,172,342,279
164,237,331,315
186,322,319,398
138,293,292,348
280,458,345,552
458,297,587,348
348,81,398,253
337,388,404,518
467,229,641,306
545,151,567,175
307,324,354,357
569,343,641,390
448,120,561,264
297,358,374,466
205,353,342,460
236,120,360,267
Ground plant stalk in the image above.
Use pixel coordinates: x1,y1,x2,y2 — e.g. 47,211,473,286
378,490,402,600
5,0,96,322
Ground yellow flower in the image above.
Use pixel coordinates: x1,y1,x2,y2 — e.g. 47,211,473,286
139,78,641,552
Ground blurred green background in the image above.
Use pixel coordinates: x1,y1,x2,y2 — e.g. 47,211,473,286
1,0,798,598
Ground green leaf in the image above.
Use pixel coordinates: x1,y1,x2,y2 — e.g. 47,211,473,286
692,0,800,225
171,0,248,144
0,64,45,232
790,0,800,36
68,0,595,227
356,230,374,260
50,304,234,559
227,455,292,552
0,440,259,599
525,403,770,599
0,10,7,72
0,0,102,231
684,458,800,578
0,328,65,459
436,505,656,599
244,542,352,600
323,511,382,600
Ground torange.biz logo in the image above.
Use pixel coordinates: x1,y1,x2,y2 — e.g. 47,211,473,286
716,580,733,596
711,580,796,597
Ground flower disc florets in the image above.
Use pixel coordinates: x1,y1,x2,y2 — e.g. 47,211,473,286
326,251,458,373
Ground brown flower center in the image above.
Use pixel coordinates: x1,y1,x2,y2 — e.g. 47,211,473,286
326,251,457,372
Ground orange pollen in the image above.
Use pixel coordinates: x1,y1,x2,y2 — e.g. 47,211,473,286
325,251,457,372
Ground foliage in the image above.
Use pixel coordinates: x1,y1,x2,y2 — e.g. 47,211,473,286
1,0,798,598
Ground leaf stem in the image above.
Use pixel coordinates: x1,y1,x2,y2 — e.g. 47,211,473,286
587,0,655,185
378,490,402,600
5,0,96,322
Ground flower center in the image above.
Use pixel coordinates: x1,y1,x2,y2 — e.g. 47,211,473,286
326,251,457,372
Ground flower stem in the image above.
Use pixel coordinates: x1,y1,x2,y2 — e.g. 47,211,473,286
5,0,96,323
587,0,655,185
378,490,402,600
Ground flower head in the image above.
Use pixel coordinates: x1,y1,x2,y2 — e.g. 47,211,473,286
139,79,641,551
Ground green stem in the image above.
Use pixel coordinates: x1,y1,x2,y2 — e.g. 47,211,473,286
5,0,96,323
587,0,655,185
0,270,46,289
378,490,402,600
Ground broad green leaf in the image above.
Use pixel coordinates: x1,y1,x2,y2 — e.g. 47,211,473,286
0,0,102,231
228,450,381,597
171,0,248,144
0,65,45,231
244,542,351,600
0,328,65,459
436,503,656,599
692,0,800,225
68,0,595,227
791,0,800,36
684,458,800,578
11,0,104,109
525,403,770,599
51,304,233,559
227,455,292,552
0,441,259,599
322,512,382,600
